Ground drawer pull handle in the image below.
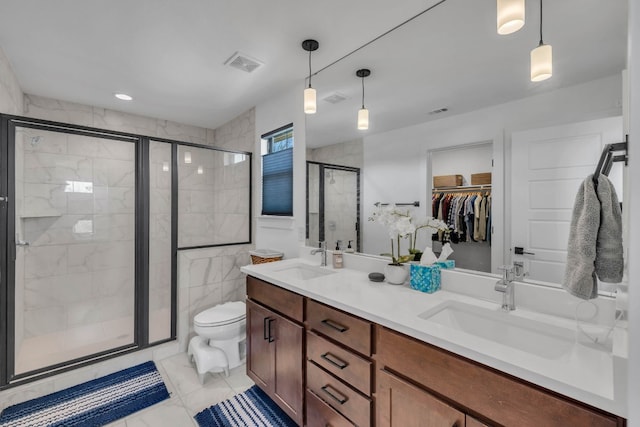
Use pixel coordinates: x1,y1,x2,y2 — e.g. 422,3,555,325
320,352,348,369
321,385,348,405
267,318,275,343
263,317,271,340
321,319,348,333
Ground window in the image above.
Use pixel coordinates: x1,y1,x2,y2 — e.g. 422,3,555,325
262,124,294,216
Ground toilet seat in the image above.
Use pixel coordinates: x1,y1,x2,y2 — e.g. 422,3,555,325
194,301,246,327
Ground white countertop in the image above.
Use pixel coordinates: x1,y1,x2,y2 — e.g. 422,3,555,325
240,254,628,418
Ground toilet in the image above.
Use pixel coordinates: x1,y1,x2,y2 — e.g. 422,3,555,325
187,301,246,383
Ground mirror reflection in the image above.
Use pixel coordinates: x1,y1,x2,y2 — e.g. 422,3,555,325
304,0,627,290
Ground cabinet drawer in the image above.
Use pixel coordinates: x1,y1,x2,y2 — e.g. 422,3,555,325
306,389,354,427
376,327,620,427
307,361,371,427
246,276,303,322
307,331,371,395
307,300,371,356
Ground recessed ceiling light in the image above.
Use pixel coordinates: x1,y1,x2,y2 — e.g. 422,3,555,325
114,93,133,101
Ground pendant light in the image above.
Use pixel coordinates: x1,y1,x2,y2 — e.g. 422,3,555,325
356,69,371,130
497,0,525,35
302,39,319,114
530,0,552,82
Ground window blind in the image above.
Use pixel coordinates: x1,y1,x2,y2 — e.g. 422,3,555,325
262,147,293,216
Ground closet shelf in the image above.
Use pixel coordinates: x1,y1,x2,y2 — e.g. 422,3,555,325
433,184,492,192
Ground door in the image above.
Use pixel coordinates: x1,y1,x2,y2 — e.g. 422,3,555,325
273,312,304,425
510,117,623,284
377,369,465,427
8,124,138,377
246,300,274,389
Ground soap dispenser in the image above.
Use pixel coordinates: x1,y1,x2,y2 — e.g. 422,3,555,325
333,240,343,269
345,240,355,253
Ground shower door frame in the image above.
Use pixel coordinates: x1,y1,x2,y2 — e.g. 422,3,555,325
0,114,175,389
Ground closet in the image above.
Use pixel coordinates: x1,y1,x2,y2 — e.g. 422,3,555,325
430,143,492,273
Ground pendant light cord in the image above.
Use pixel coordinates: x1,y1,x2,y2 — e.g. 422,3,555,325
308,50,313,88
539,0,544,46
361,76,365,108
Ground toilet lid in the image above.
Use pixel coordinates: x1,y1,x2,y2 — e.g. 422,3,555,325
194,301,246,327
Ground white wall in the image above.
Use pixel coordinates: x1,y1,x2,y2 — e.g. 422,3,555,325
362,75,622,265
254,83,307,259
431,143,492,186
626,0,639,424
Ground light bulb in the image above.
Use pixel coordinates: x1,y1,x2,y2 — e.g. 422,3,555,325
304,87,317,114
357,108,369,130
497,0,525,35
184,151,192,164
531,43,553,82
197,165,203,175
162,162,169,172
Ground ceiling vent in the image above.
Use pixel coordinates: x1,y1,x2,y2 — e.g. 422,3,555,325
224,52,264,73
323,92,349,104
429,107,449,115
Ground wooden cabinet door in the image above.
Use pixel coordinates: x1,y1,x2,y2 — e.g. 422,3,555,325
377,369,465,427
246,300,274,391
273,312,304,425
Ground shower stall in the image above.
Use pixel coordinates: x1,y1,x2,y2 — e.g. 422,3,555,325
306,162,360,251
0,115,251,388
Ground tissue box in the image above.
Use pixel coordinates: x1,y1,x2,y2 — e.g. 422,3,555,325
436,260,455,269
410,264,441,293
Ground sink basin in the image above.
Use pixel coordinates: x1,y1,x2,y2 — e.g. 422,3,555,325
418,301,578,359
273,263,336,280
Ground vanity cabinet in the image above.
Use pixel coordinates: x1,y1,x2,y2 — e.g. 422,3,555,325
246,277,304,426
377,368,465,427
305,300,373,427
375,326,622,427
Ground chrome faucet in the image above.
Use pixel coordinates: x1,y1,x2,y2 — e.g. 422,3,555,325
311,241,327,266
495,265,516,311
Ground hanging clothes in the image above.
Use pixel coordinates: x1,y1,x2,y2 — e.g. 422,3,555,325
431,190,492,244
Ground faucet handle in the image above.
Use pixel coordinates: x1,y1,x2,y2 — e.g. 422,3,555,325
498,265,515,281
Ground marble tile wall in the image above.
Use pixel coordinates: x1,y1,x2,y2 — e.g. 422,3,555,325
0,45,23,115
18,128,136,345
308,138,363,170
177,147,251,248
177,245,251,351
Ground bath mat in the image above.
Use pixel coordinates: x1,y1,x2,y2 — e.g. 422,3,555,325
194,385,297,427
0,361,169,427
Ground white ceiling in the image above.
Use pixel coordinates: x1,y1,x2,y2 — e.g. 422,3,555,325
0,1,627,148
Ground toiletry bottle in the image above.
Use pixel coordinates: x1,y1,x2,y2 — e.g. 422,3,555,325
345,240,355,253
333,240,343,268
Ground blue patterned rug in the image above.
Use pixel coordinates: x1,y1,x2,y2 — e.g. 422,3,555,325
195,385,298,427
0,361,169,427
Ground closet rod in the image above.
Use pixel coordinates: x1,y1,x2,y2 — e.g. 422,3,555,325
433,185,491,192
374,201,420,207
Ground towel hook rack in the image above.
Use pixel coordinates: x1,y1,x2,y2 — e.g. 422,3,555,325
593,135,628,186
374,201,420,207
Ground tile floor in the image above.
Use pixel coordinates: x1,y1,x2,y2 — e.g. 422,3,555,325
105,352,254,427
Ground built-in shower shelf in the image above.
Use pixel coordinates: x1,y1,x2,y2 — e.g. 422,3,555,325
20,213,62,219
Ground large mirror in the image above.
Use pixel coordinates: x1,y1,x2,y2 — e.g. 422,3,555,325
305,0,627,290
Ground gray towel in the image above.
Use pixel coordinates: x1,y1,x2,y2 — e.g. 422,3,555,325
563,174,623,300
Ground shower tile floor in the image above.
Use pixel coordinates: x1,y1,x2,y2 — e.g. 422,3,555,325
104,352,254,427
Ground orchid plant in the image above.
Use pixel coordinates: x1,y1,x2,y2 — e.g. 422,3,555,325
368,204,415,265
369,204,449,265
409,216,449,255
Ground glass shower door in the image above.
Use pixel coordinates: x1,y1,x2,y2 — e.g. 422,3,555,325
13,126,137,375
